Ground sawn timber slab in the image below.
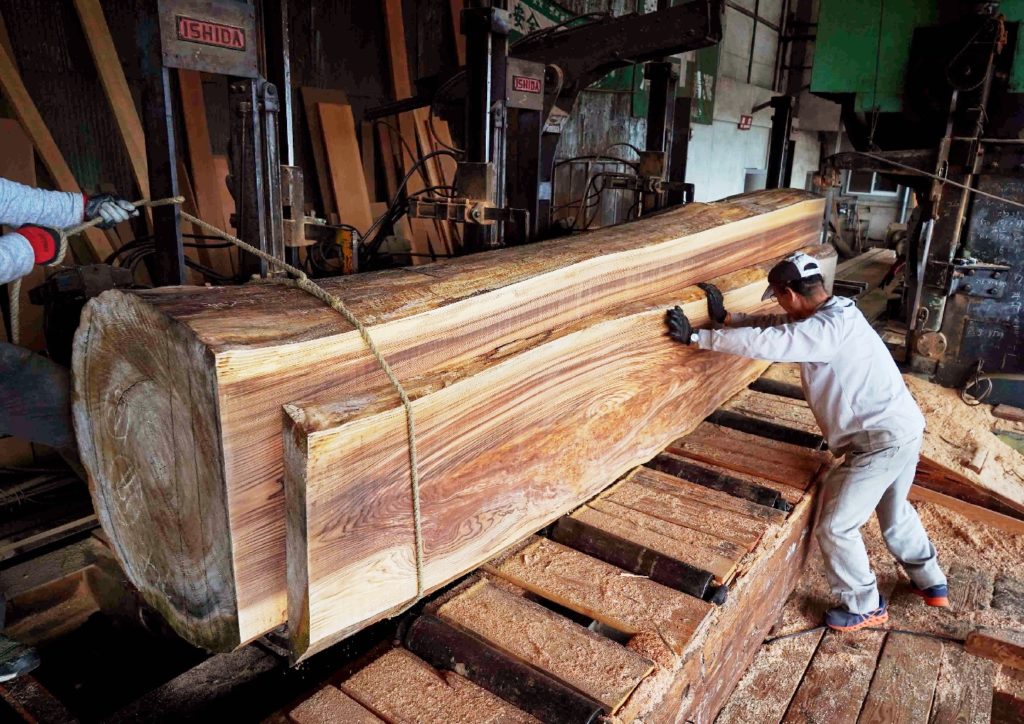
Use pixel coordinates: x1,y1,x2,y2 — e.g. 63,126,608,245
481,536,713,655
74,191,824,651
436,579,654,713
283,252,836,660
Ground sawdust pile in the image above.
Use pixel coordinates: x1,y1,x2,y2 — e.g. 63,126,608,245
771,501,1024,640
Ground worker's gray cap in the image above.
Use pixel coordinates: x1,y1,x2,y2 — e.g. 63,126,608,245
762,252,823,300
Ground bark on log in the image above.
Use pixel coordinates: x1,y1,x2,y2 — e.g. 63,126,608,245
72,189,824,652
284,245,835,661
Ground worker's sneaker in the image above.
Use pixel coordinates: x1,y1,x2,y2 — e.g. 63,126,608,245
911,582,949,607
0,634,40,682
825,598,889,632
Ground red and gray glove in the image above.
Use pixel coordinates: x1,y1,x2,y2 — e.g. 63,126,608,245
16,225,61,265
84,193,138,229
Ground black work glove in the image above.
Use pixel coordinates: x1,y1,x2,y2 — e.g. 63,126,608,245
85,194,138,229
665,306,693,344
697,282,728,324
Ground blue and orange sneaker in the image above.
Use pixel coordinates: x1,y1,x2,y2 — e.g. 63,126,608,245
911,582,949,607
825,598,889,631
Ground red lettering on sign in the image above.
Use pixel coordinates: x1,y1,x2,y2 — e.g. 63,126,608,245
513,76,542,94
176,16,246,51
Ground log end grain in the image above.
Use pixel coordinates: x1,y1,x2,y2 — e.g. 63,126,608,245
72,290,238,651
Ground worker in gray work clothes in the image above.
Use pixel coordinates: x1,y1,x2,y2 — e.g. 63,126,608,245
665,251,948,631
0,177,137,681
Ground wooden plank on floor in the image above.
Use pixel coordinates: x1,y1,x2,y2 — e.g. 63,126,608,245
948,563,995,615
859,633,942,724
341,648,538,723
634,466,787,525
288,685,382,724
604,478,767,551
716,630,825,724
966,628,1024,671
720,387,820,435
0,38,113,261
993,667,1024,724
930,642,995,724
909,485,1024,536
405,613,605,723
668,423,828,490
317,101,374,233
782,630,886,723
578,501,742,584
436,579,653,713
482,536,712,655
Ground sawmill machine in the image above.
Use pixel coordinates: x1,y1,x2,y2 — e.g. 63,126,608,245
371,0,722,254
813,0,1024,406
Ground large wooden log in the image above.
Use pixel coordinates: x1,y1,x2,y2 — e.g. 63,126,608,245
284,244,836,660
72,190,823,651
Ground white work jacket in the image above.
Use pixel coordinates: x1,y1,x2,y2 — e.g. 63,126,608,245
695,296,925,453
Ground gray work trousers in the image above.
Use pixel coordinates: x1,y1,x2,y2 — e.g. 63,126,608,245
815,434,946,613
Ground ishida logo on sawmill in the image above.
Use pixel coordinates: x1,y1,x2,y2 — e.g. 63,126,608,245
176,15,247,51
513,76,542,94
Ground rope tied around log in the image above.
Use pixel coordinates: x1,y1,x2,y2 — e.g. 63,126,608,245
8,196,427,606
179,208,427,602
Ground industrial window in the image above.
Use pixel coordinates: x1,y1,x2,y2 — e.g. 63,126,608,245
846,171,899,196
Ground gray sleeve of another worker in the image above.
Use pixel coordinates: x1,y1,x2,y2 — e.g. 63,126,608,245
695,313,842,363
0,177,84,229
0,231,34,285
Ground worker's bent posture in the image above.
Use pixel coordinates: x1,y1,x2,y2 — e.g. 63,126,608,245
666,252,948,631
0,177,137,682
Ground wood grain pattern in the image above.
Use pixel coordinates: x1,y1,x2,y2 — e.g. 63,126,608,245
782,630,886,723
288,685,382,724
317,102,373,233
300,87,347,222
859,633,942,724
178,70,234,276
482,536,712,655
965,628,1024,671
715,630,824,724
285,249,833,659
340,648,538,723
0,38,113,260
668,422,829,490
437,579,653,712
602,478,768,550
73,191,824,652
577,502,743,582
721,387,821,434
928,643,994,724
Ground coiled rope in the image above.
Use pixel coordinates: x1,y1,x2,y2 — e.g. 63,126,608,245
8,196,427,602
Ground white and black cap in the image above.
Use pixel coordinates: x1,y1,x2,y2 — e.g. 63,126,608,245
761,252,823,301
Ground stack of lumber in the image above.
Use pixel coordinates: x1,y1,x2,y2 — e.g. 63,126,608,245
287,417,827,723
72,190,825,655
